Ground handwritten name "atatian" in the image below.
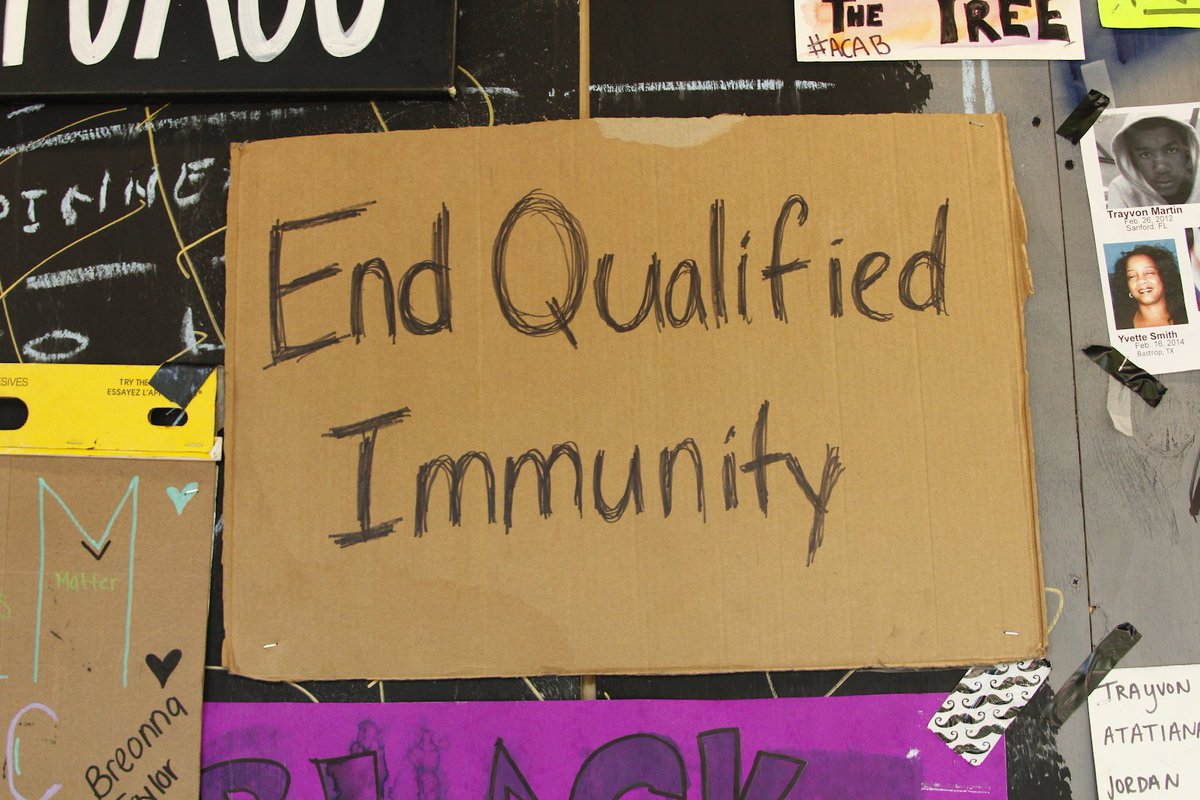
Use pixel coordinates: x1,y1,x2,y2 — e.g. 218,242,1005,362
1103,719,1200,745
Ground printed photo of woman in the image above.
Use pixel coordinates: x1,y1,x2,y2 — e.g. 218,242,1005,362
1105,241,1191,330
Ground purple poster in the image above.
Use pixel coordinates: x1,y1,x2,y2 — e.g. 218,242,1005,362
201,695,1006,799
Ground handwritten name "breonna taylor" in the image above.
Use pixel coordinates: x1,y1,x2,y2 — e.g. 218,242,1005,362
86,696,187,800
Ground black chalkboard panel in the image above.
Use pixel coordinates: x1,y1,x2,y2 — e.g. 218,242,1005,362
0,0,456,99
0,0,577,367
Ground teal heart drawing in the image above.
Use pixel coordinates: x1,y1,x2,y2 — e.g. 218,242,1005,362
166,482,200,515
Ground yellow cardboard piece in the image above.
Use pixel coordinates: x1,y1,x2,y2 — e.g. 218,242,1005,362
1100,0,1200,28
0,365,219,460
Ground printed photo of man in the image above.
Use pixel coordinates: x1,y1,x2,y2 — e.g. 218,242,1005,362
1103,112,1200,209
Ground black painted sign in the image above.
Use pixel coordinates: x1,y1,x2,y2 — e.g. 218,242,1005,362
0,0,456,98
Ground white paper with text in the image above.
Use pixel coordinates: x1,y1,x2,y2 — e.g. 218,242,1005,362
1080,101,1200,374
1088,664,1200,798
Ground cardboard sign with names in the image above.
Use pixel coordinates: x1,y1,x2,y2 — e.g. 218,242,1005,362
224,115,1045,680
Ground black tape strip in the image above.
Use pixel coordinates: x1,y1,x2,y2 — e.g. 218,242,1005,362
1190,448,1200,521
1083,345,1168,407
1048,622,1141,728
1056,90,1110,145
149,364,215,410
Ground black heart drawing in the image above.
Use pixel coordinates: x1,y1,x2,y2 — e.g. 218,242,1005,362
145,649,182,688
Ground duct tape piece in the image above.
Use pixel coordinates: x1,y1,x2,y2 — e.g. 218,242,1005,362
149,364,216,411
1083,345,1167,407
1107,379,1134,436
1080,61,1116,108
1049,622,1142,729
1057,89,1111,144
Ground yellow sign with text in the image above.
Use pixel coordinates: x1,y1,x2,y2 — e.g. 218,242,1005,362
0,365,219,459
1101,0,1200,29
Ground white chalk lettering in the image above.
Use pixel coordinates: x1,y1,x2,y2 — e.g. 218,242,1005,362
173,158,216,208
20,188,45,233
60,185,94,226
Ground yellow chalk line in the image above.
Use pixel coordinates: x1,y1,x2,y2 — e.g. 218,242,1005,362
0,106,128,170
175,225,226,275
522,676,545,700
287,681,320,703
0,201,146,304
158,330,209,366
0,106,133,360
825,669,856,696
1046,586,1065,634
370,101,389,132
458,65,494,127
143,106,226,347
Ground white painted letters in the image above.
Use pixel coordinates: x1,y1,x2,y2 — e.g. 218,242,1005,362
238,0,305,62
68,0,131,65
206,0,242,59
2,0,29,66
132,0,170,58
4,0,389,66
133,0,241,60
316,0,386,57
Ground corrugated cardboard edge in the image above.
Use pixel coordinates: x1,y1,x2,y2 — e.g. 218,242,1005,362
220,116,1048,680
994,111,1049,660
222,142,247,675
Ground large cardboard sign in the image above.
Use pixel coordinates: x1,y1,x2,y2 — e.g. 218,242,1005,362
224,115,1045,680
201,695,1008,799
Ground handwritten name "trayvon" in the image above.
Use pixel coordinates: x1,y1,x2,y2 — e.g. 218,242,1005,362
1099,677,1191,714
